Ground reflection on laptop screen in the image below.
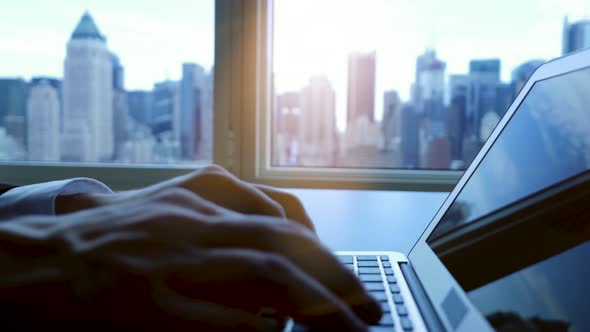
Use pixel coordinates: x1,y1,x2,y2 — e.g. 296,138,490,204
428,66,590,331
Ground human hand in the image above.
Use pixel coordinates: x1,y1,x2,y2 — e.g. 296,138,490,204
16,187,381,331
56,165,315,232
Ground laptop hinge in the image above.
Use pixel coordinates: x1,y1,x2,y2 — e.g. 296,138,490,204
400,262,446,332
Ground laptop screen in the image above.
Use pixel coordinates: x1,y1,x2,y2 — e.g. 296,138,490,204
427,66,590,331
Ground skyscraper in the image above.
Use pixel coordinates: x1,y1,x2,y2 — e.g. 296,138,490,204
153,80,179,138
180,63,205,160
27,78,61,161
400,104,419,168
62,12,113,162
467,59,501,139
274,92,300,165
111,53,129,160
447,75,470,164
300,76,338,166
0,78,28,150
346,52,376,124
413,50,448,168
382,90,400,153
563,17,590,55
127,90,153,126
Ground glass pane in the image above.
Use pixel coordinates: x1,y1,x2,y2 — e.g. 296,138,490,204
0,1,214,164
272,0,590,170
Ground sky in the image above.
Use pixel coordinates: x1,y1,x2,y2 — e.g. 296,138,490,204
0,0,589,131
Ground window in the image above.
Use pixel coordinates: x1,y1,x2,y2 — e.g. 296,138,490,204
255,0,589,189
3,0,589,191
0,1,214,166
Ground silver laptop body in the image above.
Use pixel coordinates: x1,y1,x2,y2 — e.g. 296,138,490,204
288,48,590,331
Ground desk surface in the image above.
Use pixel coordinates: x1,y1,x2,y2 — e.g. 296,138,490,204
288,189,449,255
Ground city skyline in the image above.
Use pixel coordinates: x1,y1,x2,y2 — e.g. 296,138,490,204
0,10,213,164
0,0,214,89
274,0,590,131
1,0,588,134
1,2,589,170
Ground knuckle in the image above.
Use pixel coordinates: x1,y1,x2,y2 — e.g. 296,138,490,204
159,187,196,203
200,164,229,176
200,170,234,186
281,191,304,208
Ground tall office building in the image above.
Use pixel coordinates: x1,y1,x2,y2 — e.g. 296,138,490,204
413,50,448,168
467,59,501,139
382,90,400,152
111,53,129,160
299,76,338,166
180,63,205,160
0,78,28,150
27,78,61,161
127,90,153,126
413,49,442,107
447,75,470,164
400,104,420,168
153,80,179,138
346,52,376,124
563,17,590,55
62,12,113,161
274,92,300,165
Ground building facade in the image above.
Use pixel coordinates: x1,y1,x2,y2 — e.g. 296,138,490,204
62,12,113,161
299,76,338,166
346,52,376,124
27,78,61,161
563,17,590,55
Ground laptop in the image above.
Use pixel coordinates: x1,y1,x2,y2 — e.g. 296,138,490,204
287,47,590,331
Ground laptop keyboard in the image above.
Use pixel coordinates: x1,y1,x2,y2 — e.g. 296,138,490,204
338,255,414,332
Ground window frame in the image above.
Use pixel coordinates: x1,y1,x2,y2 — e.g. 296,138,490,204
0,0,461,192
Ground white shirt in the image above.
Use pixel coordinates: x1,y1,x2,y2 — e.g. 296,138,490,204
0,178,112,219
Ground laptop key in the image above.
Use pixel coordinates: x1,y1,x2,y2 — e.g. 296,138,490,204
337,255,353,264
360,274,383,282
392,293,404,304
400,317,413,331
386,275,397,283
379,314,394,326
357,255,378,261
380,255,390,261
396,304,408,316
381,302,391,312
358,267,381,274
364,283,385,291
381,261,392,268
384,268,395,275
358,261,380,267
390,284,401,293
370,291,388,302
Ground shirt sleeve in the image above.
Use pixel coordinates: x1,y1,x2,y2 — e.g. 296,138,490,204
0,178,113,219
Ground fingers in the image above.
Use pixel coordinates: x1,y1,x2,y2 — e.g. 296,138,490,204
178,165,287,219
153,187,239,217
156,248,369,332
194,218,382,324
255,184,316,233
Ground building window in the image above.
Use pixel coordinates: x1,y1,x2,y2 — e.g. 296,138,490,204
0,1,214,165
271,0,590,171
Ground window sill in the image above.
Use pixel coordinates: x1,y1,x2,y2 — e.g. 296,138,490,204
0,161,208,190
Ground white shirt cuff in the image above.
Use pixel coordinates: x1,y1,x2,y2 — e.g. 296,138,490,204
0,178,112,219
